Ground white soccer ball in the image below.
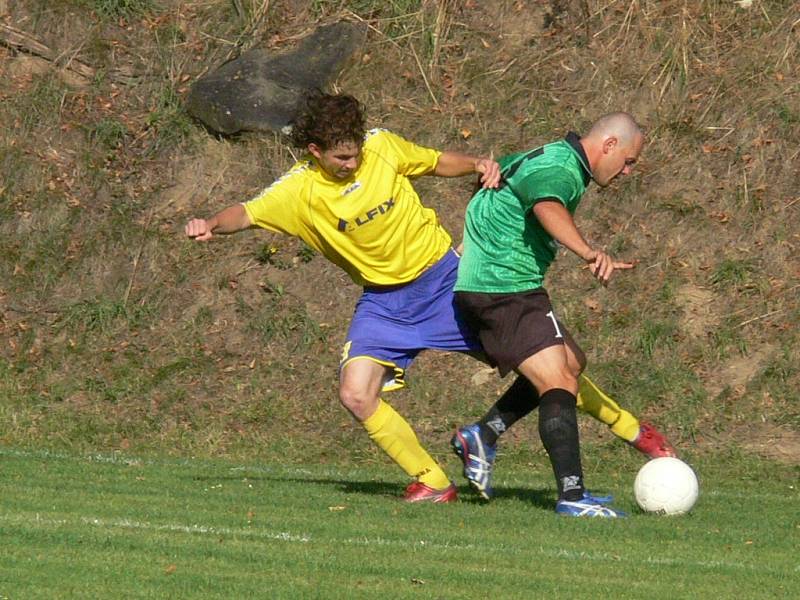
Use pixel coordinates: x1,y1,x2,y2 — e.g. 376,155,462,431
634,457,699,515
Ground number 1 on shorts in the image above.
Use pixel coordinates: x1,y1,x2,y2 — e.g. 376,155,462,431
546,310,563,338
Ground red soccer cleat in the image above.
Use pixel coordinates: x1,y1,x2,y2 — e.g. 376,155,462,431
629,421,677,458
404,482,458,503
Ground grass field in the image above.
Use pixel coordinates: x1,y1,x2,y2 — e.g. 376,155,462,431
2,446,797,599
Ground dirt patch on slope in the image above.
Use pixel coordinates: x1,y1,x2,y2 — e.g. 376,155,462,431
736,423,800,465
676,283,717,339
710,344,777,396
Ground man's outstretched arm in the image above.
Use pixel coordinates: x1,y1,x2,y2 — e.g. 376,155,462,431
432,151,501,189
185,204,252,242
532,200,634,284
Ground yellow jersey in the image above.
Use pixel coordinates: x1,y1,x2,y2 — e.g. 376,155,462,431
243,129,452,287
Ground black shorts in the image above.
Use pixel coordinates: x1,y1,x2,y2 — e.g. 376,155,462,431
455,288,569,377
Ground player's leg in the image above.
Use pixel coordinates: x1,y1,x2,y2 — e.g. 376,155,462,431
450,375,533,499
578,374,676,457
517,344,583,499
562,327,676,457
452,363,674,500
340,358,455,502
577,374,638,439
450,318,576,499
517,346,624,517
455,330,667,451
475,375,537,446
521,322,677,457
339,265,456,502
475,377,663,460
561,326,637,437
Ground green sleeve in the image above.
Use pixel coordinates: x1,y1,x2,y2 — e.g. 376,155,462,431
511,166,578,211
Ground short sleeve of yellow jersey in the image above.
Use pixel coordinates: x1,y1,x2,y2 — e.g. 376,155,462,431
371,129,442,177
242,161,313,238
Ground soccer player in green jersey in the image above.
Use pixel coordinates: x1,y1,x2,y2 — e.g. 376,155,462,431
453,112,649,516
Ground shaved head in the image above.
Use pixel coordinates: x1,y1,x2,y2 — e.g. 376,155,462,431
581,112,644,187
586,112,643,146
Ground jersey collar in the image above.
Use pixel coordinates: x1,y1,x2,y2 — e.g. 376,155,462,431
564,131,593,186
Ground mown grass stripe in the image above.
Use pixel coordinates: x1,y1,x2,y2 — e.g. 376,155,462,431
1,512,793,575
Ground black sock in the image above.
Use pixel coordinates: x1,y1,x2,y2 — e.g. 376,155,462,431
478,375,539,446
538,388,584,501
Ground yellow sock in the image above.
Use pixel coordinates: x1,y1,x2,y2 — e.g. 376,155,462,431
362,399,451,490
577,374,641,442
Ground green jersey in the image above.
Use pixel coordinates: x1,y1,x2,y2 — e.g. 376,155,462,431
455,133,592,293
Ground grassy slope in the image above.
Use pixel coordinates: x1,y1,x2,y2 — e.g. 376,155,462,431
1,0,798,465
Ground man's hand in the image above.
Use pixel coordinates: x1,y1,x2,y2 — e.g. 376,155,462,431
185,218,214,241
583,249,635,284
433,152,500,187
475,157,501,189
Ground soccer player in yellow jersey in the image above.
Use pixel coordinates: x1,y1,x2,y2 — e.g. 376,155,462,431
186,92,499,502
185,92,673,503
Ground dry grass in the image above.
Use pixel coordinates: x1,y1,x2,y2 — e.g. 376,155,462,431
1,0,798,461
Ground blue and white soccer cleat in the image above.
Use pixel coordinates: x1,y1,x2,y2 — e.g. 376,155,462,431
582,490,613,503
451,424,496,500
555,492,626,518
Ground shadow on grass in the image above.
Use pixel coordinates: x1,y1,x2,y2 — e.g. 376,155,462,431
189,472,556,509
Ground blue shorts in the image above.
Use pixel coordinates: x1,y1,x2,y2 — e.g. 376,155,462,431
340,250,481,391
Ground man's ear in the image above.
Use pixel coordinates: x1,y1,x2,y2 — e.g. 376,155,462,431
308,143,323,159
602,136,618,154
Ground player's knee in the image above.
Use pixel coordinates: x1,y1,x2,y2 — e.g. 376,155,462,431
535,367,578,396
338,382,378,420
566,345,587,376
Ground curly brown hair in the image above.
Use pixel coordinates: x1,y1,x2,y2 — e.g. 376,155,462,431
288,90,366,150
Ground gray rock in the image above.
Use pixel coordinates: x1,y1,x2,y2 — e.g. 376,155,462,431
187,22,366,135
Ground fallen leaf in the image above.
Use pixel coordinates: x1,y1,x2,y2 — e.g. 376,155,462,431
471,367,496,386
710,212,730,223
584,297,601,312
